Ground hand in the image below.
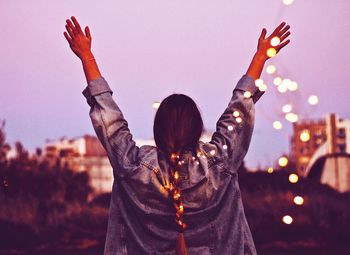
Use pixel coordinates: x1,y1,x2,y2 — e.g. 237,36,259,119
64,16,93,61
256,22,291,61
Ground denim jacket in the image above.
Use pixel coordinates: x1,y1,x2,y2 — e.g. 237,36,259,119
82,74,263,255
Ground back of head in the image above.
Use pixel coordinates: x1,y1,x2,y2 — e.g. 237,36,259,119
153,94,203,157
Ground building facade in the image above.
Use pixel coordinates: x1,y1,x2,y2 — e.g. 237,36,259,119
290,113,350,192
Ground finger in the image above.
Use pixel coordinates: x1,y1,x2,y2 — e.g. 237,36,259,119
280,31,291,43
71,16,83,34
271,22,286,37
65,25,75,38
63,32,72,44
66,19,77,35
85,26,91,40
259,28,267,40
277,39,290,51
278,25,290,38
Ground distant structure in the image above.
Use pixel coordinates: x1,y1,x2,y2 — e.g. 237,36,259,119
44,135,113,195
290,113,350,192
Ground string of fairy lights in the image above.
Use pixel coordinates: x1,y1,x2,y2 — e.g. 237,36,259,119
264,0,314,226
151,0,316,226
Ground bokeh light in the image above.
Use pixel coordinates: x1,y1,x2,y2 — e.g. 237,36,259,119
244,91,252,98
267,48,277,58
258,84,267,92
274,77,282,86
308,95,319,105
273,121,283,130
278,156,288,167
282,215,293,224
278,83,288,93
282,104,292,113
233,111,240,117
288,81,298,91
267,167,274,174
289,173,299,183
300,129,311,142
270,36,281,47
283,0,294,6
285,113,298,123
293,196,304,205
266,65,276,74
152,102,160,109
255,79,264,87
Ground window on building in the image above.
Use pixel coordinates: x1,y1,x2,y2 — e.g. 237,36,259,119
338,128,346,139
338,144,346,153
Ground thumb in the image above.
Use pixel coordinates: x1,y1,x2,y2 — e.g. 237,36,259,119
259,28,267,40
85,26,91,39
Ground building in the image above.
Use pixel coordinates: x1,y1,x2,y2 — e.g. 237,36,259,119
290,113,350,192
44,135,113,195
43,132,214,195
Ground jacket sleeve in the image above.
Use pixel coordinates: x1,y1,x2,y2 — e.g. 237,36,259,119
209,75,264,174
82,77,139,178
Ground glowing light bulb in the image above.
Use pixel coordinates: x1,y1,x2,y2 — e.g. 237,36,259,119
174,171,179,180
178,204,184,212
210,150,216,156
258,84,267,92
266,48,277,58
152,102,160,109
173,192,181,200
283,0,294,6
293,196,304,205
228,125,234,131
223,145,228,150
288,81,298,91
282,215,293,224
300,129,311,142
267,167,274,174
233,111,240,117
278,156,288,167
244,91,252,98
270,36,281,47
266,65,276,74
236,117,242,123
289,173,299,183
274,77,282,86
285,113,298,123
308,95,319,105
255,79,264,87
273,121,283,130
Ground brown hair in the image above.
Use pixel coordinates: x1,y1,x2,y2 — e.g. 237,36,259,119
153,94,203,157
153,94,203,254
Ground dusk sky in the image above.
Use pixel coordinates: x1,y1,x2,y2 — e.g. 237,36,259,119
1,0,350,168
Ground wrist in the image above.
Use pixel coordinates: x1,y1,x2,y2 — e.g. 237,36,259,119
254,51,268,63
80,52,95,62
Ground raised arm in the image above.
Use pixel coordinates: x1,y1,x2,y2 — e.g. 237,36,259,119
63,16,101,83
210,22,290,173
246,22,290,80
64,17,139,177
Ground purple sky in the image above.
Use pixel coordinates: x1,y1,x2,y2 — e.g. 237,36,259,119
1,0,350,168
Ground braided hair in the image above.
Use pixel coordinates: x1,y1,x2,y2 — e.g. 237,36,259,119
153,94,203,254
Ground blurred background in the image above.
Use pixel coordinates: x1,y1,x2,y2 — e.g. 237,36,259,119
1,0,350,254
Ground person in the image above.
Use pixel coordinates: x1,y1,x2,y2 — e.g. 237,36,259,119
64,16,290,255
